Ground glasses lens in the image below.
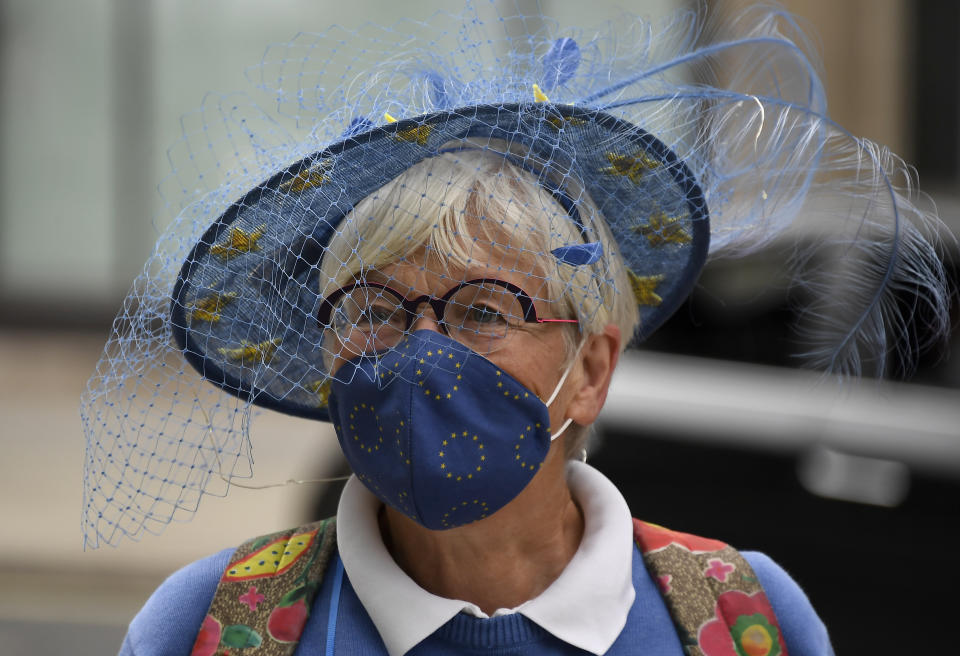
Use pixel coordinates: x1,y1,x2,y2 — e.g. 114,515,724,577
444,281,525,354
330,285,406,355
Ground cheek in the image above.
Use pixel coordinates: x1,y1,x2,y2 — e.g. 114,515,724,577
320,331,360,376
496,333,569,402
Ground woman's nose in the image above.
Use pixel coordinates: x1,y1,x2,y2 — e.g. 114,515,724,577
408,306,444,333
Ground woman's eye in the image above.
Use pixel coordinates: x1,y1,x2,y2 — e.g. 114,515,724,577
366,305,396,323
466,305,504,324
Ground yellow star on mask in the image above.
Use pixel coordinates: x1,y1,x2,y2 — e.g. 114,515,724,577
210,224,266,261
384,112,432,146
218,337,281,364
602,151,661,183
308,379,332,409
186,291,237,323
627,269,665,307
633,210,692,247
279,159,332,193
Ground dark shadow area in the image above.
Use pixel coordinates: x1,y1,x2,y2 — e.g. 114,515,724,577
309,458,353,521
912,2,960,182
643,250,960,388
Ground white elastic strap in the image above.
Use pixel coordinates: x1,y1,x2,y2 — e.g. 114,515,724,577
544,340,584,407
550,417,574,442
544,339,585,442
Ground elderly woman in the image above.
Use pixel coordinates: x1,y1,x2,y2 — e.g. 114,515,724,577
117,147,832,655
86,5,949,656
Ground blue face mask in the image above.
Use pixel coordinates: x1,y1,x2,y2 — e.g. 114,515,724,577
328,330,574,530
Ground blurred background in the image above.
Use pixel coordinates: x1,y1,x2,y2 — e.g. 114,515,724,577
0,0,957,653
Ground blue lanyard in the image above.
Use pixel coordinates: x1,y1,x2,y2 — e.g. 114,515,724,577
324,554,345,656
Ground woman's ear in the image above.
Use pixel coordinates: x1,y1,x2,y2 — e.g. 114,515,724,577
567,324,621,426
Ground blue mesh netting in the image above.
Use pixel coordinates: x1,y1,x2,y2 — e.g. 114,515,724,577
81,1,951,548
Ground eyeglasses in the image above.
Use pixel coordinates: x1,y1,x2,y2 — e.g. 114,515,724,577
317,278,578,356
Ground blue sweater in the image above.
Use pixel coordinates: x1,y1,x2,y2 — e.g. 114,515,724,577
119,543,833,655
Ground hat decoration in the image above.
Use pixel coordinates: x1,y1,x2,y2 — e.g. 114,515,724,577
81,3,951,547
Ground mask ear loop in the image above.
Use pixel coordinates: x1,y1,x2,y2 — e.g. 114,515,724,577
198,402,351,490
544,338,586,442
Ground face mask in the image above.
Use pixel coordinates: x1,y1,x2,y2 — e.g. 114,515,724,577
328,330,576,530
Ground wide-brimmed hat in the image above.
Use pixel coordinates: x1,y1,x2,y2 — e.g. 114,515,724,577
81,3,951,548
170,101,709,421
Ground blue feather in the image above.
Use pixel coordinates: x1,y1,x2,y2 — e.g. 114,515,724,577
541,37,580,90
342,116,373,138
425,71,450,108
551,242,603,266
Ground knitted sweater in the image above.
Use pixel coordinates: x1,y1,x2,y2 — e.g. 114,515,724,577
119,542,832,655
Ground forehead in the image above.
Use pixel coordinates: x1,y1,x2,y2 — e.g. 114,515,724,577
368,238,551,300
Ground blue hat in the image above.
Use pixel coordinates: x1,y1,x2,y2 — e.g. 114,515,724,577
169,102,709,422
81,2,951,548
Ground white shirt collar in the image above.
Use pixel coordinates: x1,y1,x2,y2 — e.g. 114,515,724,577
336,461,635,656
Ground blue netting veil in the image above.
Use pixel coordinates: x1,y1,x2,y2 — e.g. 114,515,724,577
80,2,952,548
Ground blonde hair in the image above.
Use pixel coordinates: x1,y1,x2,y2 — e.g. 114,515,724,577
319,146,639,456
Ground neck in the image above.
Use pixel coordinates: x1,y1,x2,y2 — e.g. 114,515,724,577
378,447,583,615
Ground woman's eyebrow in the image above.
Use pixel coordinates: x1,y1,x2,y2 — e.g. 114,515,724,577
360,269,390,284
360,269,420,296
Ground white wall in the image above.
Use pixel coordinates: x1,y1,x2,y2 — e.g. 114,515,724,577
1,0,115,303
